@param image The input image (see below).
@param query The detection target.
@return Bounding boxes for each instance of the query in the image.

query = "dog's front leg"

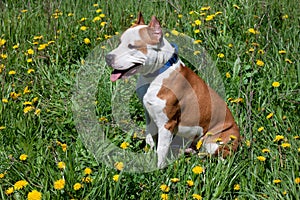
[156,127,173,168]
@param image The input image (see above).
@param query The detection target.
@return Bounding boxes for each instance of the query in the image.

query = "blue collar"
[144,43,179,78]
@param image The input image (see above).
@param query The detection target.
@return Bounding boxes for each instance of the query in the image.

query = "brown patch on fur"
[157,64,240,157]
[139,27,160,45]
[134,40,148,54]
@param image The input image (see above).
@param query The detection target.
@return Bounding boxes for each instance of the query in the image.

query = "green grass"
[0,0,299,199]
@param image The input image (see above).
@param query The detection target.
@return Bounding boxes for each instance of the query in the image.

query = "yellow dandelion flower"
[161,193,168,200]
[114,162,124,171]
[0,38,6,46]
[113,174,119,182]
[84,167,92,175]
[82,176,93,183]
[282,14,288,19]
[34,109,41,116]
[84,38,91,44]
[256,60,264,67]
[24,106,34,113]
[27,190,42,200]
[215,11,222,15]
[233,5,240,9]
[99,13,105,18]
[284,58,293,64]
[295,177,300,184]
[194,50,201,55]
[178,14,183,18]
[248,28,259,34]
[187,180,194,187]
[273,179,281,184]
[33,35,43,40]
[257,156,266,162]
[194,40,202,44]
[171,29,180,36]
[23,101,32,106]
[258,127,264,132]
[160,184,170,192]
[272,81,280,88]
[194,29,200,33]
[226,72,231,78]
[200,6,210,11]
[96,9,102,13]
[192,166,204,174]
[9,70,16,75]
[281,143,291,148]
[61,143,67,152]
[205,14,215,21]
[2,98,8,103]
[278,50,286,54]
[230,135,237,140]
[19,154,28,161]
[27,68,35,74]
[192,194,202,200]
[5,187,14,195]
[104,34,112,39]
[262,148,270,153]
[27,48,34,55]
[27,58,33,63]
[73,183,82,191]
[57,161,66,169]
[80,26,88,31]
[67,13,74,17]
[0,173,5,179]
[100,22,107,27]
[274,135,284,142]
[14,180,29,190]
[23,86,31,94]
[194,19,201,25]
[170,178,180,183]
[79,17,87,22]
[196,140,203,150]
[54,179,65,190]
[38,44,47,51]
[120,142,130,149]
[266,112,274,119]
[0,53,8,59]
[217,53,224,58]
[13,44,19,49]
[32,97,38,103]
[10,92,21,100]
[258,49,265,54]
[234,184,240,191]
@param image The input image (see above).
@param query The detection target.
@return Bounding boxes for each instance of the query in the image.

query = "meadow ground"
[0,0,299,199]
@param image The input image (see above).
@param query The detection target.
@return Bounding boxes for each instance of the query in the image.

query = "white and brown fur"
[106,13,240,168]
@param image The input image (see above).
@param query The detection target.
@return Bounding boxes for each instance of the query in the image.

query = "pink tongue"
[110,73,122,82]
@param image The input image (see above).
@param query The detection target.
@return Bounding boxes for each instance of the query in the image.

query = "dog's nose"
[105,54,115,66]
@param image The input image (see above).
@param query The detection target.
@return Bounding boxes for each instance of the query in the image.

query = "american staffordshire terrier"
[106,12,240,168]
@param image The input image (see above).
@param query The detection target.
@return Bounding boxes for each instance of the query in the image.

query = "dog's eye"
[128,44,136,49]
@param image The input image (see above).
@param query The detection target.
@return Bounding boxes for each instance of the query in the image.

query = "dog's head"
[106,12,174,82]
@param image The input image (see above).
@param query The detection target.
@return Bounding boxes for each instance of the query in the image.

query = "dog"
[106,12,240,168]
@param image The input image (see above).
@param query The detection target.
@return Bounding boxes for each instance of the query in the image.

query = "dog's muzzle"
[105,54,115,66]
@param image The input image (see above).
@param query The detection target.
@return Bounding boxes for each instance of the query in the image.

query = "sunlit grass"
[0,0,299,199]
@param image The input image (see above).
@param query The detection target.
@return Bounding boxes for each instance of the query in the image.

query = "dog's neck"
[139,38,177,76]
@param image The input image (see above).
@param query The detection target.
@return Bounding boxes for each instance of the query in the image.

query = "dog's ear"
[148,16,163,42]
[135,11,145,25]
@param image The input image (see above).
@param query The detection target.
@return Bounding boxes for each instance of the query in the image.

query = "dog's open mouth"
[110,64,141,82]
